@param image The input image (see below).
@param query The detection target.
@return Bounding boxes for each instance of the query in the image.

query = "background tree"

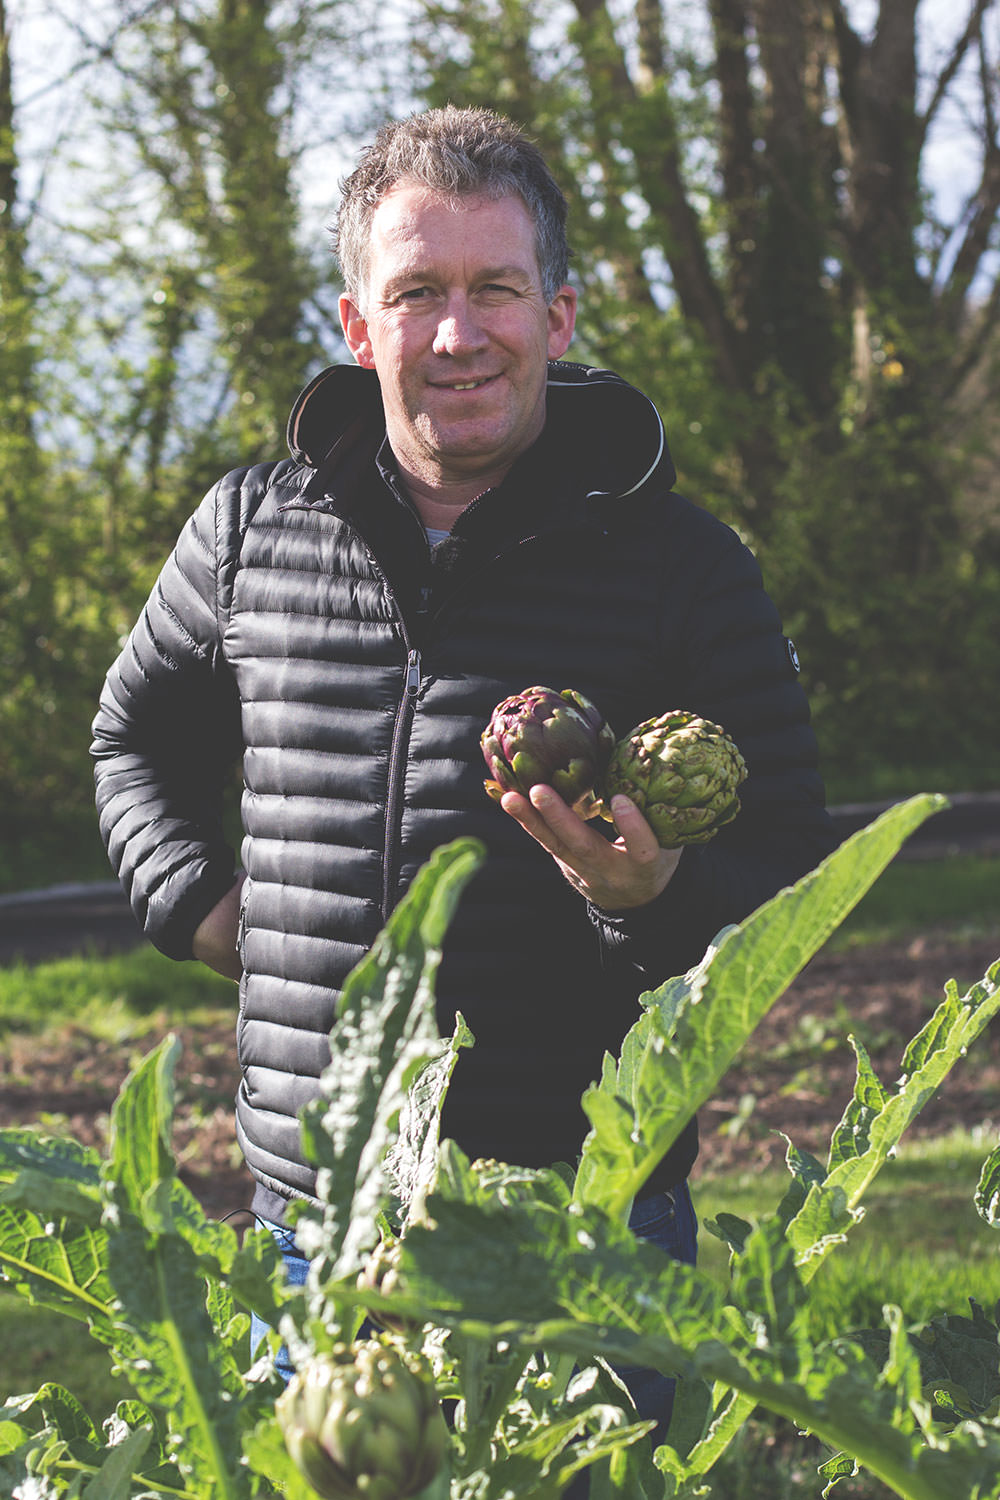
[0,0,109,863]
[412,0,1000,784]
[2,0,998,886]
[1,0,358,882]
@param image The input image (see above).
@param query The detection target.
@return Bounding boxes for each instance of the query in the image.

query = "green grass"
[0,1291,136,1418]
[693,1127,1000,1337]
[0,944,236,1039]
[830,852,1000,947]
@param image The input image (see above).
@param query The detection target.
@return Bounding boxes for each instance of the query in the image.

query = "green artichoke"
[276,1340,447,1500]
[604,710,747,847]
[481,685,615,819]
[356,1236,417,1336]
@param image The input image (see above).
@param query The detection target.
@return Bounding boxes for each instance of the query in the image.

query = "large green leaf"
[0,1197,114,1329]
[98,1036,256,1499]
[296,838,484,1290]
[573,794,948,1218]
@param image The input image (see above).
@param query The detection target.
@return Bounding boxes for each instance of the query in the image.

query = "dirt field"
[2,927,997,1219]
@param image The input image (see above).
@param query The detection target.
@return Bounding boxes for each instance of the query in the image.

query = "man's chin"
[416,414,541,475]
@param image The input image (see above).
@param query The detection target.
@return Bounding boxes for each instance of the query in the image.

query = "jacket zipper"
[382,646,422,920]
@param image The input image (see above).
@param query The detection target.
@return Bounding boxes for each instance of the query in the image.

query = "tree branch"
[935,20,1000,327]
[569,0,743,389]
[707,0,757,331]
[917,0,991,150]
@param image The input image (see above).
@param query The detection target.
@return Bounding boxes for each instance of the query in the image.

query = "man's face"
[339,183,576,492]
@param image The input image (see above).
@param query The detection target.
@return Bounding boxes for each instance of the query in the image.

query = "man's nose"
[432,295,488,356]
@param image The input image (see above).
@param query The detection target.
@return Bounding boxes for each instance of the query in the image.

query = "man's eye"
[398,287,431,302]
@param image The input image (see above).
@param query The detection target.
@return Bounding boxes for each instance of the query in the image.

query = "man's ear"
[546,284,577,361]
[339,293,375,369]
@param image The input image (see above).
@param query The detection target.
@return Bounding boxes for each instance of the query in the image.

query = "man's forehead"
[371,183,534,245]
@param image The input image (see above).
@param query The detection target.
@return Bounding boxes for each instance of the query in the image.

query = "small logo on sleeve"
[786,638,801,673]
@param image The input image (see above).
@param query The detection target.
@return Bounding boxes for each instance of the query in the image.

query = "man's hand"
[192,873,245,981]
[499,786,681,911]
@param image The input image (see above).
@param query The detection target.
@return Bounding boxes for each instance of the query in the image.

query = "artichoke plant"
[481,685,615,819]
[604,710,747,847]
[276,1339,448,1500]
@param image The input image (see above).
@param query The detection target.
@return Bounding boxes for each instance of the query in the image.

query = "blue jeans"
[251,1182,698,1454]
[612,1183,698,1439]
[250,1220,308,1383]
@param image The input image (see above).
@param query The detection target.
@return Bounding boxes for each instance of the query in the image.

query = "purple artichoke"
[605,710,747,847]
[481,685,616,819]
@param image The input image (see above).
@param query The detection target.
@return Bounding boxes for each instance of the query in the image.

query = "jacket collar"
[285,360,677,500]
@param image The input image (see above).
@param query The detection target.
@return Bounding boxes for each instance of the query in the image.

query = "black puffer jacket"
[92,361,835,1219]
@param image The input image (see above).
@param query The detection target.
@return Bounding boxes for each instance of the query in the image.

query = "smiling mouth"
[434,376,496,392]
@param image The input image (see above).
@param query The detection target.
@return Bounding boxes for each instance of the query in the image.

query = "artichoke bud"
[356,1236,418,1336]
[481,685,615,819]
[605,710,747,847]
[277,1340,448,1500]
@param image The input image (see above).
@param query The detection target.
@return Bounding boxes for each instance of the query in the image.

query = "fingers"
[499,785,587,859]
[497,784,681,910]
[605,793,662,863]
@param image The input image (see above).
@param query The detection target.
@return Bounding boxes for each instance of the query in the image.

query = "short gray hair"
[332,105,570,307]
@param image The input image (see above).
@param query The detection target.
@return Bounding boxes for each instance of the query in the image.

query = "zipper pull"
[405,648,421,694]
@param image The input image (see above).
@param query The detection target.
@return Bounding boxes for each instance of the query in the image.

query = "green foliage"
[405,0,1000,784]
[698,1140,1000,1345]
[2,803,1000,1497]
[0,944,236,1036]
[0,0,350,865]
[4,1,1000,858]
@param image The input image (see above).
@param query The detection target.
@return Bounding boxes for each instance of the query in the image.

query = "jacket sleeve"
[589,519,838,983]
[90,468,257,960]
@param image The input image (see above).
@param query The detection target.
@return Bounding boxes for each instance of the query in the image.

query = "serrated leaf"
[827,1037,888,1169]
[774,1139,828,1229]
[701,1213,752,1256]
[297,838,484,1290]
[80,1422,153,1499]
[91,1034,255,1498]
[848,1301,1000,1423]
[819,1450,857,1495]
[728,1218,810,1365]
[242,1413,325,1500]
[0,1130,101,1192]
[102,1193,249,1496]
[787,957,1000,1273]
[103,1035,179,1213]
[574,795,947,1219]
[975,1142,1000,1228]
[386,1011,475,1229]
[7,1383,100,1458]
[395,1191,725,1378]
[0,1199,114,1328]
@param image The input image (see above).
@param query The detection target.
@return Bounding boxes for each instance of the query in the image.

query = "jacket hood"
[286,360,677,498]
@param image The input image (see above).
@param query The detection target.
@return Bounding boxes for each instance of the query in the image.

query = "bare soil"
[1,930,997,1216]
[695,928,1000,1176]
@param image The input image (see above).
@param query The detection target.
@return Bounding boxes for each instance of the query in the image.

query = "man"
[91,105,835,1445]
